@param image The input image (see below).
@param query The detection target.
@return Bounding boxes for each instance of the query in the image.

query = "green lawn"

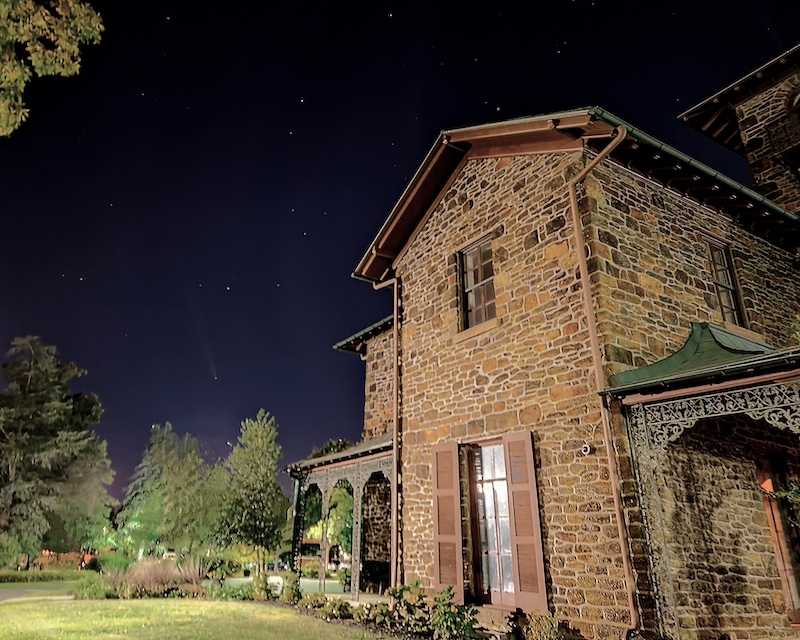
[0,599,393,639]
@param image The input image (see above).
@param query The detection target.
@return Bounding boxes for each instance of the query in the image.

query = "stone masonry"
[363,329,394,440]
[662,416,800,640]
[388,146,800,639]
[735,70,800,214]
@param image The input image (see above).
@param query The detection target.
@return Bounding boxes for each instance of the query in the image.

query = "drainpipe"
[567,126,641,637]
[373,276,400,589]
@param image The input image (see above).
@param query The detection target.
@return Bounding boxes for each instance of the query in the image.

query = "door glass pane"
[486,518,497,553]
[498,516,511,554]
[495,480,508,517]
[501,555,515,593]
[488,555,500,592]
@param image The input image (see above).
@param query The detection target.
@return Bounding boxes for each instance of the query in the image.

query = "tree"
[0,0,104,136]
[218,409,289,574]
[0,336,110,565]
[117,423,225,557]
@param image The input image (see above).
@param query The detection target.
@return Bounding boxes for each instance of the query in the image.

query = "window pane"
[492,445,506,478]
[495,480,509,517]
[488,555,500,592]
[486,518,498,553]
[479,519,489,553]
[498,516,512,554]
[481,447,496,480]
[484,485,495,519]
[481,555,490,593]
[501,555,515,593]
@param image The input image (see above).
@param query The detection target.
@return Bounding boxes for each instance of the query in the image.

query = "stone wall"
[661,416,800,639]
[395,151,631,639]
[586,159,800,378]
[735,72,800,214]
[363,328,394,440]
[391,145,800,639]
[362,475,392,563]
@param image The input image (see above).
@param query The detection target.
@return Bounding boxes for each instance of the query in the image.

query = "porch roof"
[604,322,800,396]
[287,432,393,476]
[333,315,393,355]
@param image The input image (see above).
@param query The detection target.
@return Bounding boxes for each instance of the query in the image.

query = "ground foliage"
[0,337,112,565]
[0,0,104,135]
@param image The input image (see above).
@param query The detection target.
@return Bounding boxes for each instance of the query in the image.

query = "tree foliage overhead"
[0,336,111,564]
[218,408,288,574]
[0,0,104,136]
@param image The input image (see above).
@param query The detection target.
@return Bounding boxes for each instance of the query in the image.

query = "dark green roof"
[605,323,800,396]
[333,315,393,354]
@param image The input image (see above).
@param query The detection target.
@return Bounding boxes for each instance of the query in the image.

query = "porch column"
[350,480,365,600]
[319,485,331,594]
[290,476,306,575]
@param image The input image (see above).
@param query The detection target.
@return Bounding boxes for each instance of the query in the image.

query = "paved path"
[0,582,76,603]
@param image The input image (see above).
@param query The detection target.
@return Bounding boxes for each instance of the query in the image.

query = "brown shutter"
[504,430,547,613]
[432,441,464,603]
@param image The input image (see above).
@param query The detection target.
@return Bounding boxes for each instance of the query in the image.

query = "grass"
[0,599,394,639]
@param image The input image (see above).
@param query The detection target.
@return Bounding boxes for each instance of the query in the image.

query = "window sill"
[453,317,499,344]
[721,321,766,344]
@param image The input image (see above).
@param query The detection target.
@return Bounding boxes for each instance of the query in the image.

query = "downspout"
[567,125,641,637]
[373,276,400,589]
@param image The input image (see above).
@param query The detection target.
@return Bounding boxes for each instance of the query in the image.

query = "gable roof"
[354,107,800,282]
[679,44,800,155]
[605,322,800,396]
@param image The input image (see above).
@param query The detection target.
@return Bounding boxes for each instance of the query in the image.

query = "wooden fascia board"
[392,154,470,270]
[446,113,594,143]
[467,134,584,158]
[356,139,468,280]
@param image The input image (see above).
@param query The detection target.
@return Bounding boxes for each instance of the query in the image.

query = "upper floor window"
[460,237,496,329]
[706,238,745,327]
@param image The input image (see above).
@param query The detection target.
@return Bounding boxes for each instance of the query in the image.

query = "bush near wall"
[0,570,84,583]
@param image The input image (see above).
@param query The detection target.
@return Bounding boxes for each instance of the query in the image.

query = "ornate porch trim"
[293,454,393,598]
[625,379,800,639]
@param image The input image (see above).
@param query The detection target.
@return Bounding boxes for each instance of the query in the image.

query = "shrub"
[278,571,301,605]
[204,582,253,601]
[338,568,351,590]
[301,562,320,578]
[107,558,180,598]
[74,572,115,600]
[387,581,432,635]
[320,598,353,620]
[252,574,277,601]
[517,611,566,640]
[430,586,478,640]
[299,593,328,610]
[97,552,134,573]
[176,557,210,585]
[353,602,393,627]
[0,570,84,583]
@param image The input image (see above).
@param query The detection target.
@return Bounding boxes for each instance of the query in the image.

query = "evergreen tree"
[218,409,288,574]
[0,336,109,565]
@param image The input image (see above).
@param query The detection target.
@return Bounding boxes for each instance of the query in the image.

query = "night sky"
[1,0,799,499]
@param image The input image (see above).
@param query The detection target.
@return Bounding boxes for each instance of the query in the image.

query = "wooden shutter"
[504,430,547,613]
[432,442,464,603]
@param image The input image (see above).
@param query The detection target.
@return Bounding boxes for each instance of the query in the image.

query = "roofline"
[678,43,800,120]
[590,108,800,227]
[353,106,800,282]
[602,345,800,397]
[332,315,393,354]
